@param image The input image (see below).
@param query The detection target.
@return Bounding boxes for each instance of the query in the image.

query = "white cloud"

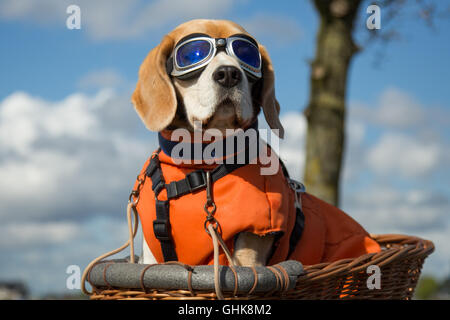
[121,0,234,39]
[377,88,425,128]
[0,150,79,201]
[345,87,450,182]
[240,13,303,45]
[342,117,368,183]
[341,87,450,279]
[366,132,441,178]
[0,0,67,24]
[0,214,135,296]
[351,88,425,129]
[418,228,450,279]
[351,87,450,132]
[343,187,449,232]
[0,0,303,44]
[375,88,425,128]
[342,185,450,279]
[0,222,81,247]
[276,108,369,184]
[0,0,236,41]
[78,69,126,90]
[0,91,107,155]
[0,89,157,222]
[259,111,306,180]
[278,111,307,180]
[0,88,156,295]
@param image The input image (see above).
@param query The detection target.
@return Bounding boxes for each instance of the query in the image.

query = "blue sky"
[2,1,450,109]
[0,0,449,297]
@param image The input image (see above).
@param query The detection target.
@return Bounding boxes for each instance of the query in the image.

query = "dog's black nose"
[213,66,242,88]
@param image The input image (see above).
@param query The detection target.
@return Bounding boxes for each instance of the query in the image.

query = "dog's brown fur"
[132,19,284,138]
[133,19,285,266]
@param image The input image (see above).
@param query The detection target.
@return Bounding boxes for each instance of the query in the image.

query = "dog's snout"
[213,66,242,88]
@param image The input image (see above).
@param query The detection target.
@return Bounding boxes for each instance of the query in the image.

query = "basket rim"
[299,233,434,282]
[87,233,435,300]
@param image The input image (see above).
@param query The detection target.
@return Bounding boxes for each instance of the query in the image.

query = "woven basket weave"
[88,234,434,300]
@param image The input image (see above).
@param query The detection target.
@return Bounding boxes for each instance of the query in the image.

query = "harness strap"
[280,159,306,260]
[146,153,179,261]
[165,160,251,200]
[145,150,305,263]
[288,196,305,259]
[166,170,206,199]
[145,152,249,262]
[153,200,178,261]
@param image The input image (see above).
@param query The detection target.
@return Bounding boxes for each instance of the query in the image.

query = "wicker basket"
[87,234,434,300]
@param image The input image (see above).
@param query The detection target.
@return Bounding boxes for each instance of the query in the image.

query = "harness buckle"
[154,181,166,196]
[153,219,171,241]
[186,170,207,192]
[287,178,306,193]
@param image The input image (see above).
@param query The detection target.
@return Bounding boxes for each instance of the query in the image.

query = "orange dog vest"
[133,136,380,266]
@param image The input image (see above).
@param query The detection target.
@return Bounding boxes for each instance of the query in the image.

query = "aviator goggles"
[166,34,262,80]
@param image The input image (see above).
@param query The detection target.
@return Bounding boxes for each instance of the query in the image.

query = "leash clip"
[204,171,221,235]
[129,175,146,206]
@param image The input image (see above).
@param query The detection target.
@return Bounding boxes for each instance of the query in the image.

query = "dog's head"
[132,19,284,138]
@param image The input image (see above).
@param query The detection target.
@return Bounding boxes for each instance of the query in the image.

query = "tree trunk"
[303,0,362,206]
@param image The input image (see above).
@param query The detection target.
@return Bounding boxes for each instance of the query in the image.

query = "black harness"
[144,127,305,262]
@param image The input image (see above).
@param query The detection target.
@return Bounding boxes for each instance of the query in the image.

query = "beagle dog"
[133,19,282,267]
[132,19,381,267]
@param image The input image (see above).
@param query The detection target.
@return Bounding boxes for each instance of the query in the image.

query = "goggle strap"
[245,71,261,83]
[174,68,205,80]
[166,56,174,75]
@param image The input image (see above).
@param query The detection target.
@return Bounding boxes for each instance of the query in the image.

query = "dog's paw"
[233,232,275,267]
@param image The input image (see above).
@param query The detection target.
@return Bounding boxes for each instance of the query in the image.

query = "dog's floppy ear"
[259,45,284,139]
[132,35,176,132]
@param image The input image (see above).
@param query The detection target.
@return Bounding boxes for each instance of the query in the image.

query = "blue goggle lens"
[176,40,212,68]
[231,40,261,69]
